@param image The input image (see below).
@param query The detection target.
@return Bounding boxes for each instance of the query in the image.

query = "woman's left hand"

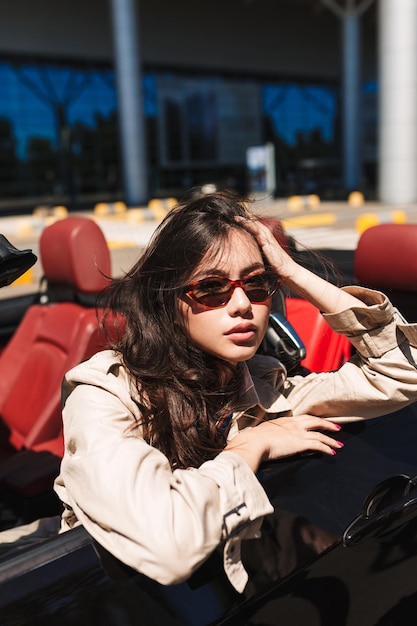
[241,215,367,314]
[241,217,296,279]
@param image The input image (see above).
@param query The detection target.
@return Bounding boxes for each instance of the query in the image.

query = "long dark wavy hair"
[102,191,265,469]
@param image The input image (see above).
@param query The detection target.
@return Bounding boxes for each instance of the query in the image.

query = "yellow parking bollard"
[348,191,365,208]
[94,202,110,216]
[33,205,51,217]
[52,205,68,218]
[114,201,127,214]
[148,198,168,221]
[287,195,304,212]
[127,208,146,224]
[391,209,407,224]
[165,197,178,210]
[307,194,321,210]
[355,213,380,234]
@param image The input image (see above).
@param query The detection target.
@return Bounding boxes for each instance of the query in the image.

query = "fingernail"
[331,450,337,455]
[334,424,342,430]
[336,441,344,448]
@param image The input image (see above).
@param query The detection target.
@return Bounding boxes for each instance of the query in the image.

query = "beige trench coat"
[54,287,417,592]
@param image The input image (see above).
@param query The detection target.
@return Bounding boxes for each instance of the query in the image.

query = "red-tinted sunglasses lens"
[185,272,281,308]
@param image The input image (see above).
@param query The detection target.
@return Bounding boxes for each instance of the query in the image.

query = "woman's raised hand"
[240,216,296,279]
[223,415,343,473]
[242,216,367,314]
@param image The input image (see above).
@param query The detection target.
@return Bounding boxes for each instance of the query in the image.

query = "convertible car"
[0,216,417,625]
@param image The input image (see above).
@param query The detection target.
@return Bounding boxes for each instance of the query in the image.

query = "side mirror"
[0,234,37,288]
[260,312,307,375]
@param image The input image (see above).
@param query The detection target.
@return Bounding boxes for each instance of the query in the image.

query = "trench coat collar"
[237,355,290,415]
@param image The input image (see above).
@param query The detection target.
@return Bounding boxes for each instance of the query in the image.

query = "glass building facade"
[0,55,363,209]
[0,59,119,209]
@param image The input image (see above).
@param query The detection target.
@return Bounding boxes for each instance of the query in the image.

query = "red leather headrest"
[354,223,417,291]
[40,216,111,294]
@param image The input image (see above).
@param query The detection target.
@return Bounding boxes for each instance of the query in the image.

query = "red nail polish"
[337,441,344,448]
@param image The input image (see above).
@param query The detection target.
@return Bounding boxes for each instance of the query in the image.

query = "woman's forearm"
[281,260,366,314]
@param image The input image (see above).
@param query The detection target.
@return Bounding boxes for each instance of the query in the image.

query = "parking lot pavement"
[1,197,417,298]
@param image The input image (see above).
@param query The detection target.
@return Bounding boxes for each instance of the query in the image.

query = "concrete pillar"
[378,0,417,204]
[109,0,148,206]
[321,0,374,193]
[342,9,361,191]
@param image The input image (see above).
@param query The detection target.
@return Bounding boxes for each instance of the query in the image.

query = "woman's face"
[179,229,271,365]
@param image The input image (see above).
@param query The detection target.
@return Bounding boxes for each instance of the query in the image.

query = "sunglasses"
[184,271,281,309]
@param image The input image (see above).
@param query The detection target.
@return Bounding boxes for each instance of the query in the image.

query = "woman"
[54,191,417,593]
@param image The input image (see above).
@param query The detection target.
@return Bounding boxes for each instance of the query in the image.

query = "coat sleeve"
[55,370,273,592]
[283,286,417,420]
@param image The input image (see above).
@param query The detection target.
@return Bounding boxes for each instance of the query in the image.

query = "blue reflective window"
[261,82,340,194]
[262,83,337,146]
[0,61,122,203]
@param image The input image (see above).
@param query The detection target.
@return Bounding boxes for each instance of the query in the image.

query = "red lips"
[225,323,257,335]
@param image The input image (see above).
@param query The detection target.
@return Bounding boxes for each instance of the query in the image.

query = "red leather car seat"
[285,297,352,373]
[0,216,111,494]
[354,223,417,322]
